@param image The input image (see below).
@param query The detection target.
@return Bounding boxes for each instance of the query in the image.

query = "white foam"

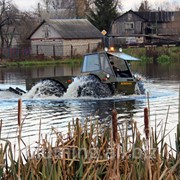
[21,75,147,100]
[22,82,46,99]
[0,90,20,99]
[63,77,87,98]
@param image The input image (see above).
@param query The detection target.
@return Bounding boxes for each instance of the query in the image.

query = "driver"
[110,61,121,76]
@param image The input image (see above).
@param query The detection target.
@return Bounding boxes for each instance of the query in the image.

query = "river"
[0,63,179,154]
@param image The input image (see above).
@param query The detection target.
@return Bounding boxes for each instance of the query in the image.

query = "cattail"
[144,107,149,140]
[0,119,2,138]
[17,99,22,180]
[164,143,168,160]
[112,109,118,143]
[18,99,22,127]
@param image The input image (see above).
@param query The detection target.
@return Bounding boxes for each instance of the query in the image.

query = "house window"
[124,22,134,30]
[42,25,51,38]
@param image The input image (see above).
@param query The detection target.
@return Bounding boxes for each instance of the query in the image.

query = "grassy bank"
[0,99,180,179]
[0,58,82,67]
[0,46,179,67]
[124,46,180,64]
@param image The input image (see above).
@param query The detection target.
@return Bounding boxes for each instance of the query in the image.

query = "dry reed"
[0,100,179,179]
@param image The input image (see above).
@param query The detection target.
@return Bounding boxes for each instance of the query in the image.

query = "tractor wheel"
[77,75,113,98]
[35,79,65,97]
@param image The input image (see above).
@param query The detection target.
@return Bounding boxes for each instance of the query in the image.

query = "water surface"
[0,63,179,152]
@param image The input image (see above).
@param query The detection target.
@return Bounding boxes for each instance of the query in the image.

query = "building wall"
[30,23,64,57]
[156,12,179,38]
[109,12,145,36]
[109,10,180,44]
[172,12,180,39]
[30,24,102,57]
[31,39,101,57]
[31,23,61,39]
[31,39,102,57]
[63,39,102,56]
[31,39,64,57]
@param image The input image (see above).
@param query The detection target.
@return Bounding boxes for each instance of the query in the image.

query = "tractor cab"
[81,47,139,80]
[80,47,141,95]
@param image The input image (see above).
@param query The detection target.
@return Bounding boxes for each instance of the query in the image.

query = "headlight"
[106,74,110,79]
[104,47,108,52]
[119,48,122,52]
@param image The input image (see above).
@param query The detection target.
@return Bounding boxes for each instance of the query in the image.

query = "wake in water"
[23,77,88,99]
[22,74,146,100]
[22,80,65,99]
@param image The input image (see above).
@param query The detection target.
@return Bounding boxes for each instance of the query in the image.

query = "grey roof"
[108,52,139,61]
[136,11,175,22]
[46,19,103,39]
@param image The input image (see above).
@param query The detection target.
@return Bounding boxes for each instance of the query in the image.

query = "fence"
[0,47,31,60]
[0,42,102,60]
[0,41,179,60]
[32,43,102,59]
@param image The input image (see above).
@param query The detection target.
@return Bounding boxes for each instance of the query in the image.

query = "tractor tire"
[77,75,113,98]
[36,79,65,97]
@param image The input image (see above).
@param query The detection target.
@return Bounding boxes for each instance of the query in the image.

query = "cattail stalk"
[144,107,150,141]
[112,109,118,143]
[177,85,180,156]
[0,119,2,139]
[18,99,22,180]
[144,107,152,180]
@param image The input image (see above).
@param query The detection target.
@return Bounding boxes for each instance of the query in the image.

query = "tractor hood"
[107,52,139,61]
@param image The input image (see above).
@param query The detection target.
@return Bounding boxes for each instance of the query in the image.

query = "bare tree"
[14,12,39,46]
[138,0,151,11]
[0,0,39,47]
[37,0,93,19]
[0,0,17,47]
[38,0,76,19]
[157,1,180,11]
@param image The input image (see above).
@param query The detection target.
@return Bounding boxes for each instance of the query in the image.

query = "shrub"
[157,55,171,64]
[139,56,153,64]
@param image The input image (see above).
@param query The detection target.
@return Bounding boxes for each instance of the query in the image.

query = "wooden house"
[108,10,180,46]
[28,19,103,58]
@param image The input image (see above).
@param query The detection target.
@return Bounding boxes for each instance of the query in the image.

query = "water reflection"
[0,63,179,150]
[132,63,180,81]
[0,64,80,84]
[0,62,180,86]
[23,97,144,123]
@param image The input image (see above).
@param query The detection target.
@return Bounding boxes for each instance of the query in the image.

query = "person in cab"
[110,61,121,77]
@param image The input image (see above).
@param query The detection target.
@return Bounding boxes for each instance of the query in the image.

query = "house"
[107,10,180,46]
[28,19,103,58]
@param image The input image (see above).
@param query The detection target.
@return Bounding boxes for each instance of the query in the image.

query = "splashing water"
[22,74,146,99]
[63,76,87,98]
[22,76,90,99]
[22,80,65,99]
[134,73,146,95]
[22,81,49,99]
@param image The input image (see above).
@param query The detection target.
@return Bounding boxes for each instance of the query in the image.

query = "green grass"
[123,46,180,64]
[0,46,180,67]
[0,58,82,67]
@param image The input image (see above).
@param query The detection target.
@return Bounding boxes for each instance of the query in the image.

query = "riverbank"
[0,58,82,67]
[0,99,180,179]
[0,46,180,67]
[124,46,180,64]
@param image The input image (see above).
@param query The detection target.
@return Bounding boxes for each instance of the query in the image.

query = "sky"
[12,0,180,12]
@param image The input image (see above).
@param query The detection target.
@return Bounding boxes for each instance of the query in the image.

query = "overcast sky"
[12,0,179,12]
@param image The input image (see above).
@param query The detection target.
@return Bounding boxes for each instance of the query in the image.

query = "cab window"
[82,54,100,72]
[100,54,113,75]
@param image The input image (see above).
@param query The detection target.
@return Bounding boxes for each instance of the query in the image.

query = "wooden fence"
[0,43,102,60]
